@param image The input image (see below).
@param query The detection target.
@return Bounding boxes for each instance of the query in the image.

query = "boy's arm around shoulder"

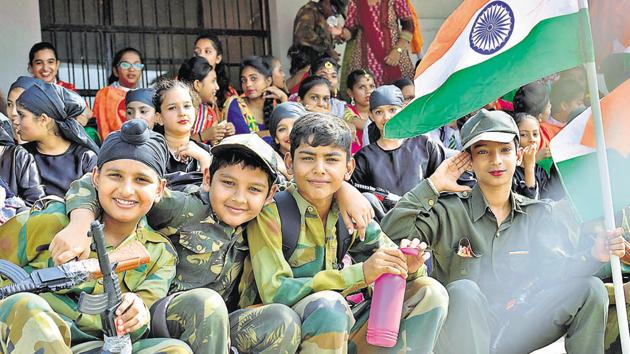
[64,173,207,236]
[65,172,101,217]
[247,202,369,307]
[146,185,210,235]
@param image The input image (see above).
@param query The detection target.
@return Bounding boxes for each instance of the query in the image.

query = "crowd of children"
[0,23,628,354]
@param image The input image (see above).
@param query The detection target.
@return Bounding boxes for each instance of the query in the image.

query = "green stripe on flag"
[556,150,630,222]
[386,9,592,139]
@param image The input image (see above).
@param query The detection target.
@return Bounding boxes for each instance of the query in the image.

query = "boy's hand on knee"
[115,293,149,334]
[363,248,408,284]
[400,238,429,275]
[49,210,95,265]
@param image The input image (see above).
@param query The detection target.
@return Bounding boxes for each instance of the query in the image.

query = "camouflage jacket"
[65,174,259,310]
[0,201,177,344]
[292,1,339,58]
[246,184,419,307]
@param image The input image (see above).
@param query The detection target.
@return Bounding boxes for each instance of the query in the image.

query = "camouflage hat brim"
[211,142,278,180]
[462,131,516,150]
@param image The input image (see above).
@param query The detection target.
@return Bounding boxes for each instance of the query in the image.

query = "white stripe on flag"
[417,0,582,97]
[550,108,595,162]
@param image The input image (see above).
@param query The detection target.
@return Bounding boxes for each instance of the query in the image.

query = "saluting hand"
[428,152,473,193]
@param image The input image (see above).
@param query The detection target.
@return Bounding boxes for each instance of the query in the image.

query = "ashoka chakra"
[469,1,515,55]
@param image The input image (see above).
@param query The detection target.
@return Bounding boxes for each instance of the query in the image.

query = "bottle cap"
[400,247,419,256]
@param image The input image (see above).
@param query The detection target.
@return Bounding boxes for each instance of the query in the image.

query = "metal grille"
[40,0,271,102]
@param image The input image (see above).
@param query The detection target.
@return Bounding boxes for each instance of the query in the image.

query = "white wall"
[268,0,462,71]
[268,0,305,71]
[0,0,41,99]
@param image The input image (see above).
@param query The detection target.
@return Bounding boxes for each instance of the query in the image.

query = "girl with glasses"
[93,47,145,140]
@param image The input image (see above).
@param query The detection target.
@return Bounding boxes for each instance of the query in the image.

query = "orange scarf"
[93,86,127,140]
[406,0,424,54]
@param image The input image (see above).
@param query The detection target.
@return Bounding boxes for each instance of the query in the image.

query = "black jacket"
[0,145,45,206]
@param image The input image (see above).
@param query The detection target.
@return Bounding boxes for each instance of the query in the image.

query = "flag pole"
[579,0,630,352]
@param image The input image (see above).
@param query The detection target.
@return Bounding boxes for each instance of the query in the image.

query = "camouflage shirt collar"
[289,184,341,221]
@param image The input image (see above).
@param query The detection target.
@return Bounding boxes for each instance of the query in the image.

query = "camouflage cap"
[210,133,278,180]
[460,109,519,150]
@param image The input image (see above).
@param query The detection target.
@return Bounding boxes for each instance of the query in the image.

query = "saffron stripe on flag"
[386,9,591,139]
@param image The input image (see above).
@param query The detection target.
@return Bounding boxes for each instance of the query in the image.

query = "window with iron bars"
[40,0,271,105]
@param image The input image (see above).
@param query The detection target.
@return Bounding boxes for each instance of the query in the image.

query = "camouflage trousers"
[0,293,192,354]
[158,288,301,354]
[292,276,448,354]
[604,283,630,354]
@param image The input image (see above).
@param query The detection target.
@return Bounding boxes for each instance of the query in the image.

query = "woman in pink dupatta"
[341,0,415,86]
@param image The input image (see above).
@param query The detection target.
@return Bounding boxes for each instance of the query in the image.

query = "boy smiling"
[381,109,625,354]
[54,134,300,354]
[0,119,191,353]
[247,113,449,354]
[53,130,373,354]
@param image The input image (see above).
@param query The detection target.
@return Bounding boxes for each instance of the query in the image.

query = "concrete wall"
[0,0,464,97]
[268,0,462,71]
[0,0,41,99]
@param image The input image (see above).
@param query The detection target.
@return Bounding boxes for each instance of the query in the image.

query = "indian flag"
[550,79,630,222]
[385,0,592,138]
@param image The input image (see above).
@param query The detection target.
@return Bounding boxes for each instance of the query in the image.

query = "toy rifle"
[352,183,402,209]
[77,221,137,354]
[0,239,150,300]
[0,221,150,354]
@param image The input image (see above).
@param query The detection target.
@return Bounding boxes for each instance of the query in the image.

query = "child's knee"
[298,291,353,330]
[263,303,302,332]
[171,288,228,319]
[406,277,449,312]
[0,293,52,317]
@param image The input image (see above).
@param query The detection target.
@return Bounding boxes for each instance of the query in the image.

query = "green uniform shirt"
[65,173,259,310]
[247,184,411,307]
[380,180,601,304]
[0,201,177,343]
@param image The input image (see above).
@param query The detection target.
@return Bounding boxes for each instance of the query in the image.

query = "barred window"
[40,0,271,103]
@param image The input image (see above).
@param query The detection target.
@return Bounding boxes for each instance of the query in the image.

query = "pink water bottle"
[366,247,419,347]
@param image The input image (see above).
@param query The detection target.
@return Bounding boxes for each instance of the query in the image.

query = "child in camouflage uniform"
[53,132,374,354]
[0,119,192,353]
[247,113,449,354]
